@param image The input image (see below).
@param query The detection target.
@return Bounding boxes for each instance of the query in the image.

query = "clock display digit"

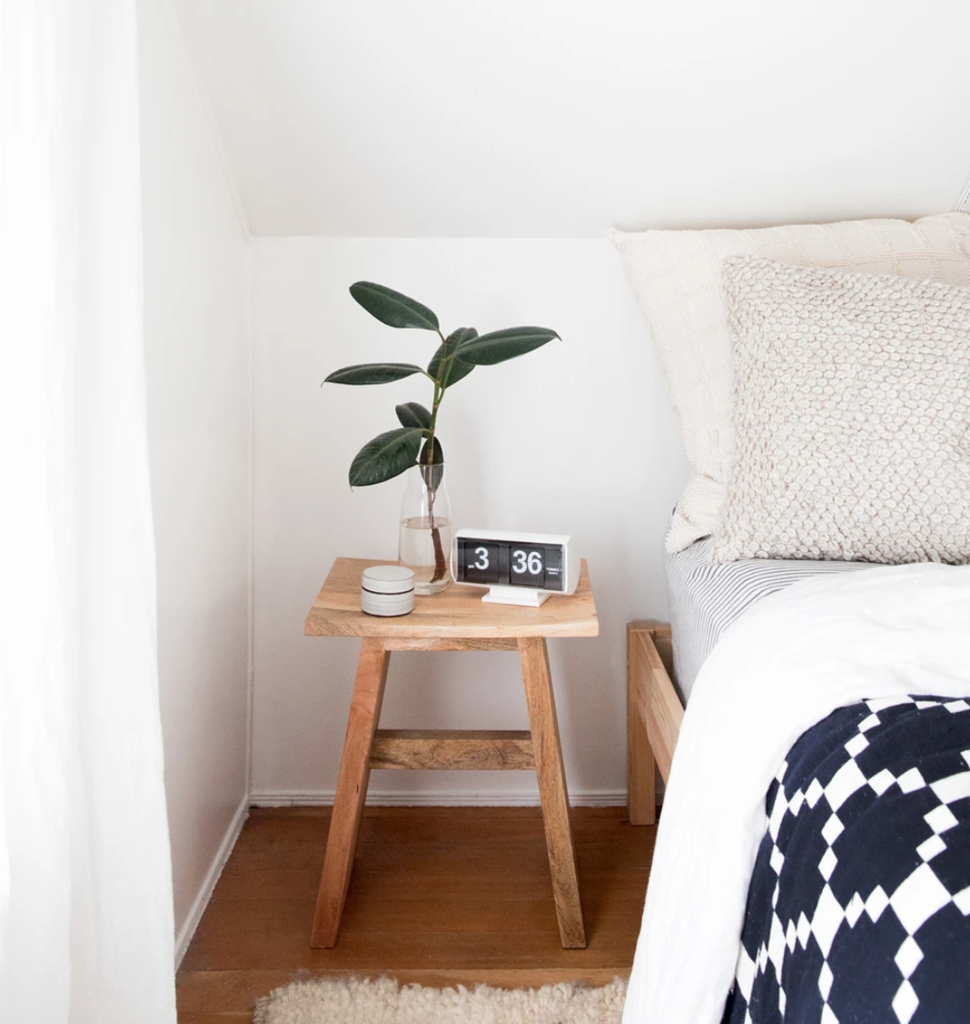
[459,539,499,584]
[510,546,545,587]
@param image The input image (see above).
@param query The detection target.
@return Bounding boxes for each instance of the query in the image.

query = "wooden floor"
[176,805,657,1023]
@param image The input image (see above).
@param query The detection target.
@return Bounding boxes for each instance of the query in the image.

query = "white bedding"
[622,563,970,1024]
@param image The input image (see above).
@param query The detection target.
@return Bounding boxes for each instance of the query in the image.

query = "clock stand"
[303,556,598,951]
[481,584,550,606]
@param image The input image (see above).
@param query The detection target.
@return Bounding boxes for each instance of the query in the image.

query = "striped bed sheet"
[665,538,884,702]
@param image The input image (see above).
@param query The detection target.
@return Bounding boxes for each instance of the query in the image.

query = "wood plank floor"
[176,805,656,1023]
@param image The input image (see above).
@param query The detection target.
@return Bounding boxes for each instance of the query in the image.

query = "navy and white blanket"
[622,564,970,1024]
[724,696,970,1024]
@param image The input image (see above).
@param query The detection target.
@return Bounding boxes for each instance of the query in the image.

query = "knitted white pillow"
[611,213,970,552]
[712,256,970,565]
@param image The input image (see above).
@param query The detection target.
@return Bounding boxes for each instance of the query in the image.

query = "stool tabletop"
[305,557,598,639]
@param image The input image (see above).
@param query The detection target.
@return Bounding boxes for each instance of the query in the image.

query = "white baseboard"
[249,787,627,808]
[174,793,250,968]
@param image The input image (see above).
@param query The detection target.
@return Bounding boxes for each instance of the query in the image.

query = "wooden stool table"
[304,556,599,950]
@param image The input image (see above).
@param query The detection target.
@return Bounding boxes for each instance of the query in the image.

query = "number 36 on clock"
[510,547,544,580]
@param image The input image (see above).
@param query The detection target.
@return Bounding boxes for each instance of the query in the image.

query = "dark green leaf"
[420,436,443,465]
[447,326,478,347]
[419,437,444,492]
[457,326,560,366]
[349,282,439,331]
[349,428,424,487]
[324,362,424,386]
[428,327,478,387]
[395,402,432,429]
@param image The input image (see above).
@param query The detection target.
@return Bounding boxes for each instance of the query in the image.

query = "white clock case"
[450,528,579,607]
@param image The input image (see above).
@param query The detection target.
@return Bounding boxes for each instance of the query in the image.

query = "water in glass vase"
[398,462,453,595]
[399,515,454,594]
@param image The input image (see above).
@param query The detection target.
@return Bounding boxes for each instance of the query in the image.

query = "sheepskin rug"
[254,975,627,1024]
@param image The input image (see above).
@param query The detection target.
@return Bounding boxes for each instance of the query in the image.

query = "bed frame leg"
[628,622,657,825]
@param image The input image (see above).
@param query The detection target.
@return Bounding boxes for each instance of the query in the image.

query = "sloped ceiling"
[172,0,970,237]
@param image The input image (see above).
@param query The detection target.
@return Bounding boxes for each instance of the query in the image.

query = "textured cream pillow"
[611,213,970,552]
[712,256,970,565]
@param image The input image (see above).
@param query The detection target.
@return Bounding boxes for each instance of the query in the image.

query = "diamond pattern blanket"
[622,565,970,1024]
[724,697,970,1024]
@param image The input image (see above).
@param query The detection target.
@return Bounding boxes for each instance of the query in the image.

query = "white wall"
[138,0,251,952]
[251,237,687,803]
[172,0,970,237]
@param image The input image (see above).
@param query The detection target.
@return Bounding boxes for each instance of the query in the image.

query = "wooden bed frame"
[627,621,684,825]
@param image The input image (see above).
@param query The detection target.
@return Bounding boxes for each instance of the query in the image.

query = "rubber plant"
[324,282,560,584]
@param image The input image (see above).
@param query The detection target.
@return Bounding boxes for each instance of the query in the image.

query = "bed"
[626,566,970,1024]
[614,214,970,1024]
[626,540,879,827]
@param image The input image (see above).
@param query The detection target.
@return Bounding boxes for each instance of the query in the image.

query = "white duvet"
[622,563,970,1024]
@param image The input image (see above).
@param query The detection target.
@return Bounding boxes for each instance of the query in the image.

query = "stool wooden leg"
[311,637,390,948]
[519,637,586,949]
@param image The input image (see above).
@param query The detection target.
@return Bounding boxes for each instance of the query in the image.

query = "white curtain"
[0,1,177,1022]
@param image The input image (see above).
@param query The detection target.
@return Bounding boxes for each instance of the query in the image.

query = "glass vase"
[398,463,453,595]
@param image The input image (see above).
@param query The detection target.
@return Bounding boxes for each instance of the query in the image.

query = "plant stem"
[427,331,447,582]
[429,517,447,582]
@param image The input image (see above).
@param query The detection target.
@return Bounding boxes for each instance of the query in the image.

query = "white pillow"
[712,256,970,565]
[611,213,970,552]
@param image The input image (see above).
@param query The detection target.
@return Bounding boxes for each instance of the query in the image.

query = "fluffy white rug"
[254,975,627,1024]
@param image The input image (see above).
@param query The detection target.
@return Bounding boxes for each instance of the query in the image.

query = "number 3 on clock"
[463,542,499,584]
